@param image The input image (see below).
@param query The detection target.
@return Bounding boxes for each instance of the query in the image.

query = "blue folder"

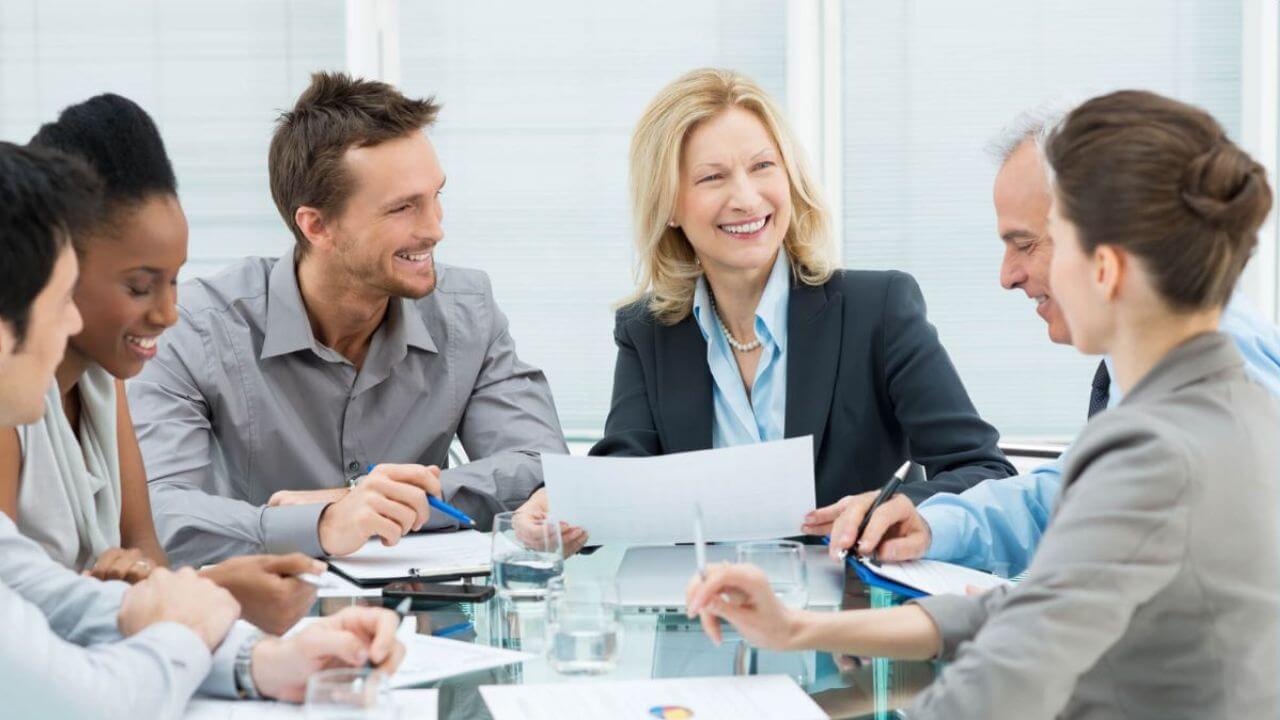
[821,536,927,599]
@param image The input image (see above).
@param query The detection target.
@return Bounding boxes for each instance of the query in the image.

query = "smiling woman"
[576,69,1016,534]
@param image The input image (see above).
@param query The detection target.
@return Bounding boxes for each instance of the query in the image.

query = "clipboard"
[849,558,927,599]
[327,529,493,588]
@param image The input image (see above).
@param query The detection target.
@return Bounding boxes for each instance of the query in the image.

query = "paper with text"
[480,675,828,720]
[858,556,1014,596]
[543,436,815,545]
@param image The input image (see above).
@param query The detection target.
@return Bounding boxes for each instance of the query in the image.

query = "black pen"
[847,460,914,561]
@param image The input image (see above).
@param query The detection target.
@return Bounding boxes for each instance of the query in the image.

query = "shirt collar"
[692,250,791,350]
[261,254,317,360]
[261,253,438,361]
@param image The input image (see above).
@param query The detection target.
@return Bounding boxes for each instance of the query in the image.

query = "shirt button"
[348,461,360,472]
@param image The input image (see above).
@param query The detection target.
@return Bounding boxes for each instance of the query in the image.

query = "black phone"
[383,581,495,603]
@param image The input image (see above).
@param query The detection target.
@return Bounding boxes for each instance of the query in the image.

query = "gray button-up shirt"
[129,254,567,567]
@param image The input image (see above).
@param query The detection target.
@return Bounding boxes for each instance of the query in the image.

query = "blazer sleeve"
[878,272,1015,503]
[905,413,1191,718]
[589,311,663,457]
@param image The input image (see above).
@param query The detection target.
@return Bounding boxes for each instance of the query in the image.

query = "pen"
[694,502,708,579]
[365,463,477,527]
[845,460,914,561]
[366,596,413,670]
[294,572,331,589]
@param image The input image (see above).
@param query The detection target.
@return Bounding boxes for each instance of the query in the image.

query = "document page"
[283,617,534,688]
[859,557,1014,596]
[327,529,491,583]
[184,689,438,719]
[543,436,816,545]
[479,675,828,720]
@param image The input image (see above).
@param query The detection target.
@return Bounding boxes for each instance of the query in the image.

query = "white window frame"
[1241,0,1280,322]
[345,0,400,85]
[786,0,844,263]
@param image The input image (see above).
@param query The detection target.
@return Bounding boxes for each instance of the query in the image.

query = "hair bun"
[1180,142,1271,235]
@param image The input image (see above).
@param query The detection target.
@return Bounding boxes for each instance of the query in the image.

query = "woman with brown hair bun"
[686,89,1279,718]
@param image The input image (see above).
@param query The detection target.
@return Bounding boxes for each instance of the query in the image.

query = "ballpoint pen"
[840,459,914,561]
[365,463,477,527]
[694,501,708,580]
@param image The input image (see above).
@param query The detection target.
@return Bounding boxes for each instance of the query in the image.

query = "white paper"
[388,616,535,688]
[283,616,534,689]
[183,689,438,719]
[328,529,491,583]
[859,556,1014,596]
[543,436,816,545]
[479,675,828,720]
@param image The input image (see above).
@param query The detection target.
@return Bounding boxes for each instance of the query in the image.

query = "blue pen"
[365,464,477,527]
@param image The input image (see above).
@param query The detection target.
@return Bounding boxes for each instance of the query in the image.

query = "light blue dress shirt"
[920,292,1280,576]
[691,251,790,449]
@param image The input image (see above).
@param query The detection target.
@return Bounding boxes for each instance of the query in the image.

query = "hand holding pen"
[316,463,445,556]
[812,460,916,562]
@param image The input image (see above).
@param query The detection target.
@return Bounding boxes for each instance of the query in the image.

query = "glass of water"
[491,510,565,600]
[736,540,808,609]
[545,576,622,675]
[304,668,396,719]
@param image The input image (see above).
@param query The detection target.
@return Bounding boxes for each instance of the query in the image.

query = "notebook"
[327,529,492,586]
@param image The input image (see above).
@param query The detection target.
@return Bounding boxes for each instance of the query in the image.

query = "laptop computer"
[616,544,846,614]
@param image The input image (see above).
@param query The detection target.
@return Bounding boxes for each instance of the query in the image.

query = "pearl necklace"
[710,295,762,353]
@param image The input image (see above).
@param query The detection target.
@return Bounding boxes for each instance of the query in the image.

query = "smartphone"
[383,581,495,603]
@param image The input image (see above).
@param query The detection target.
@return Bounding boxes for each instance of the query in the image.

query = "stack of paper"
[328,529,492,585]
[479,675,828,720]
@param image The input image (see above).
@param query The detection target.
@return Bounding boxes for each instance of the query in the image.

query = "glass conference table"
[313,543,937,719]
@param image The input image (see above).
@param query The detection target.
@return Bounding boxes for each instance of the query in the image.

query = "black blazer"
[590,270,1015,506]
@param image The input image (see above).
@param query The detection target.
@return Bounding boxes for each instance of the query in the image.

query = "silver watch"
[233,631,264,700]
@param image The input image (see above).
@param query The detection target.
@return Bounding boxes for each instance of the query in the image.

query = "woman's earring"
[667,221,677,228]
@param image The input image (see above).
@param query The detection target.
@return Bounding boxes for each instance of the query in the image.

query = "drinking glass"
[545,576,622,675]
[491,510,565,600]
[304,668,396,719]
[736,540,809,609]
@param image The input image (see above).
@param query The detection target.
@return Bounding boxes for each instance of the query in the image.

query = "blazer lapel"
[655,317,713,453]
[786,281,843,459]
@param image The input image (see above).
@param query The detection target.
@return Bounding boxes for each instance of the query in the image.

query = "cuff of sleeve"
[918,503,969,563]
[261,503,327,557]
[908,593,989,661]
[134,621,214,695]
[200,621,258,699]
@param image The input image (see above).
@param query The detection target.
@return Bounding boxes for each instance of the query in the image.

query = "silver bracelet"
[233,630,264,700]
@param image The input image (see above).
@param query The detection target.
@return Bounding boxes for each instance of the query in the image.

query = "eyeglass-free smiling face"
[673,106,793,278]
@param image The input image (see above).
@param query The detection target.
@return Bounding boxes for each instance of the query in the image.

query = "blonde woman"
[589,68,1014,525]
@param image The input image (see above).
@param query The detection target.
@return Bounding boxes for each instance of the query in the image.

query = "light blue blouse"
[691,251,790,449]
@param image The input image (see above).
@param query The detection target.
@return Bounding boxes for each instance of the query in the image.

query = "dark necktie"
[1087,360,1110,419]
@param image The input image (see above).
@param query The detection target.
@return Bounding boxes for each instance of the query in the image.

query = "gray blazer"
[910,332,1279,718]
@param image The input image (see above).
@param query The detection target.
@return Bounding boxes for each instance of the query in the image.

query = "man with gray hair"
[824,104,1280,574]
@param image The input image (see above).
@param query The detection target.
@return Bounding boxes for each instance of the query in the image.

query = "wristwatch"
[233,631,264,700]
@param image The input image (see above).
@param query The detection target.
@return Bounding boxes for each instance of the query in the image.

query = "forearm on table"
[788,605,942,660]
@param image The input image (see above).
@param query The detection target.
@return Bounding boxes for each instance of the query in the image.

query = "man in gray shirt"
[0,142,403,718]
[129,72,569,566]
